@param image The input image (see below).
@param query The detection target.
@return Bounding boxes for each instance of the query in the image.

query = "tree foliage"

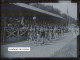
[30,3,61,15]
[30,3,77,25]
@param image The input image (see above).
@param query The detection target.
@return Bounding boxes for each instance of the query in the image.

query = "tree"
[30,3,61,15]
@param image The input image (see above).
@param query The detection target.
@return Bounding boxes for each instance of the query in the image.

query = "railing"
[1,25,68,45]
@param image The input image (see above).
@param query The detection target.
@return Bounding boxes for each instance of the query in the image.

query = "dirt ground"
[51,38,77,57]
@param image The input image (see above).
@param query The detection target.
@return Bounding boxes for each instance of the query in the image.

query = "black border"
[78,0,80,58]
[1,0,58,3]
[0,0,80,60]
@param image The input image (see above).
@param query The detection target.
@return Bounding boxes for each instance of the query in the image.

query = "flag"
[21,16,24,25]
[67,6,68,15]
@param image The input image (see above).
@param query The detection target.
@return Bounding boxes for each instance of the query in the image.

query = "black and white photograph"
[1,2,79,58]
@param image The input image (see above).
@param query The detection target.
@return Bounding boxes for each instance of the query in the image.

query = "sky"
[41,3,77,20]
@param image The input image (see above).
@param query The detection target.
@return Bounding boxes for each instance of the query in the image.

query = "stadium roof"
[11,3,64,19]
